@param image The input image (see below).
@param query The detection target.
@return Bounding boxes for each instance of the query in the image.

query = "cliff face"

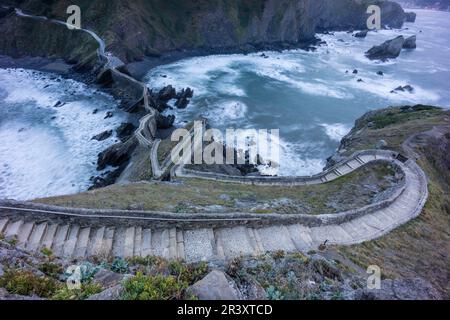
[0,0,405,64]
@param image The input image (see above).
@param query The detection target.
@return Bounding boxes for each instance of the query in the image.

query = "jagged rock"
[97,137,138,170]
[87,284,124,300]
[392,85,414,93]
[116,123,136,140]
[357,78,364,82]
[353,69,358,74]
[177,87,194,99]
[376,139,388,149]
[92,269,125,288]
[156,113,175,129]
[91,130,112,141]
[52,101,65,108]
[403,35,417,49]
[377,71,384,76]
[188,270,240,300]
[158,85,177,102]
[104,111,114,119]
[365,36,405,61]
[405,12,417,23]
[354,30,368,38]
[175,96,190,109]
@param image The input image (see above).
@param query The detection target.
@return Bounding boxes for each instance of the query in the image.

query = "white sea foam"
[0,68,127,200]
[320,123,351,142]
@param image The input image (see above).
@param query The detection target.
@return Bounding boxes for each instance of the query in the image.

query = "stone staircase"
[0,156,427,263]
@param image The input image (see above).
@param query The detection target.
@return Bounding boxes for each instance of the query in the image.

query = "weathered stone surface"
[403,35,417,49]
[405,12,417,23]
[87,284,124,300]
[188,270,239,300]
[92,130,112,141]
[92,269,125,288]
[156,113,175,129]
[116,123,136,141]
[354,30,368,38]
[365,36,405,60]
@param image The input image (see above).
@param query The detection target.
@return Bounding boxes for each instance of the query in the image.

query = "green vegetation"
[36,162,399,215]
[121,272,190,300]
[0,269,60,298]
[52,283,103,300]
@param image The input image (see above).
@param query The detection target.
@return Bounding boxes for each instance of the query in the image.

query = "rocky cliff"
[0,0,406,64]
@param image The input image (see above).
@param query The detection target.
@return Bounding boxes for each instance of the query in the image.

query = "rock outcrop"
[403,35,417,49]
[405,12,417,22]
[188,270,240,300]
[365,36,405,61]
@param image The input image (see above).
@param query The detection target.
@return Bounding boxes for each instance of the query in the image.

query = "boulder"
[158,85,177,102]
[116,123,136,140]
[97,137,138,170]
[354,30,368,38]
[352,69,358,74]
[403,35,417,49]
[175,96,190,109]
[365,36,405,61]
[188,270,240,300]
[92,269,125,288]
[377,71,384,76]
[392,85,414,93]
[405,12,417,23]
[87,284,124,300]
[156,113,175,129]
[91,130,112,141]
[104,111,114,119]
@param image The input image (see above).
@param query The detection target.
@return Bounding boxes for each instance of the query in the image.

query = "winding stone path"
[0,150,428,263]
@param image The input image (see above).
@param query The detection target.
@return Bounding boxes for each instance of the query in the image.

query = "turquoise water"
[145,9,450,176]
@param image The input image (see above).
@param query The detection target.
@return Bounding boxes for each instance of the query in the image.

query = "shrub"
[52,283,103,300]
[0,269,61,298]
[266,285,283,300]
[38,262,63,278]
[40,247,53,257]
[168,260,208,284]
[111,258,129,274]
[121,272,188,300]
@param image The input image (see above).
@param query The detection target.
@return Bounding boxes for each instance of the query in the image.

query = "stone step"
[102,227,115,257]
[17,222,34,247]
[73,227,91,258]
[133,227,142,257]
[168,228,178,259]
[151,229,170,259]
[217,227,256,260]
[41,224,58,252]
[26,223,47,252]
[63,225,80,258]
[141,229,152,257]
[0,218,8,234]
[257,226,296,252]
[123,227,135,258]
[4,219,24,238]
[87,227,105,257]
[286,224,313,251]
[112,228,126,257]
[176,229,186,261]
[183,229,214,262]
[52,225,70,256]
